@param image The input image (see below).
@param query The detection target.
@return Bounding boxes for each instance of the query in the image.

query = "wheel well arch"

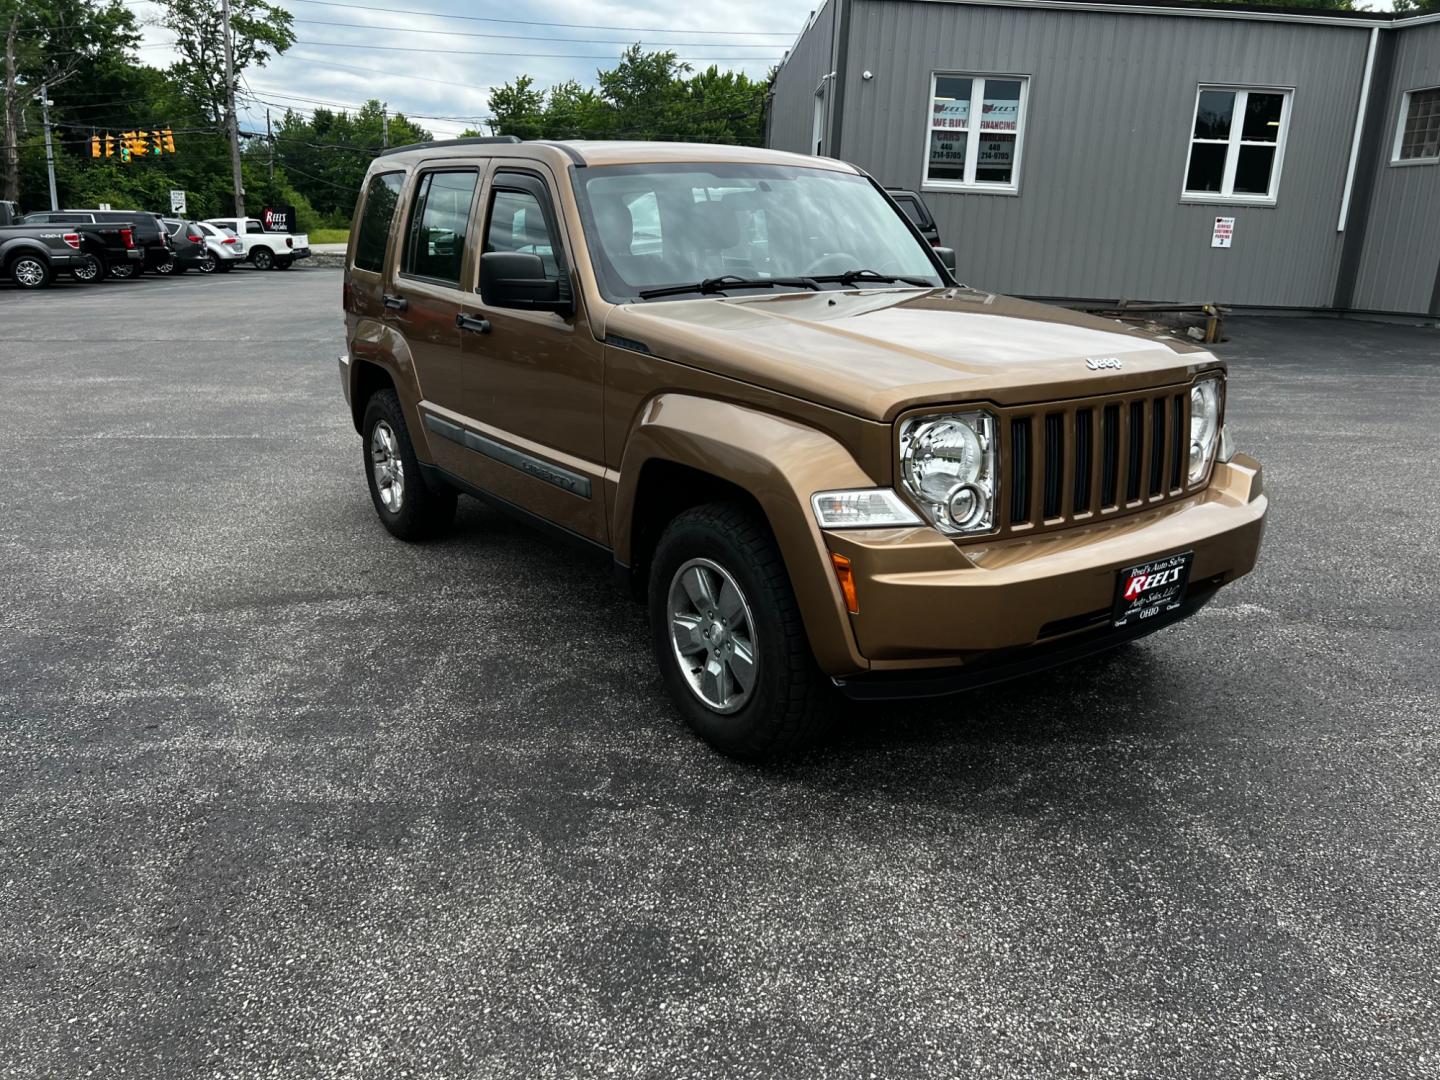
[626,459,767,592]
[350,358,396,432]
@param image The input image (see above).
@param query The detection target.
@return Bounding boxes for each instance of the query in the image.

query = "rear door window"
[353,171,404,274]
[402,170,479,285]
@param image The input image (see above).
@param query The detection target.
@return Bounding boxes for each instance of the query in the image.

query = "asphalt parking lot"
[2,268,1438,1079]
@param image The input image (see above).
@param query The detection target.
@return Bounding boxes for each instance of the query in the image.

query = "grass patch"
[308,228,350,244]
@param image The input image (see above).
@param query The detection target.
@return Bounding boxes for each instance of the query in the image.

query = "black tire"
[70,254,104,284]
[251,247,274,271]
[108,261,137,280]
[275,257,293,270]
[214,260,234,273]
[7,252,52,289]
[361,389,456,541]
[197,253,218,274]
[154,257,179,275]
[648,503,832,760]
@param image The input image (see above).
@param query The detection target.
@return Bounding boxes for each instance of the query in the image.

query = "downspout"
[1337,26,1379,232]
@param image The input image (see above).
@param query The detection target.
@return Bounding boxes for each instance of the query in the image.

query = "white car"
[193,222,246,273]
[203,216,310,271]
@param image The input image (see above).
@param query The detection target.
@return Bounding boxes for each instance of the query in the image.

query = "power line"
[119,0,795,36]
[288,38,784,59]
[288,18,790,46]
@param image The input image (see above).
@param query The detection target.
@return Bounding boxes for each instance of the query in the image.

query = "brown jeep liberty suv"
[339,137,1266,759]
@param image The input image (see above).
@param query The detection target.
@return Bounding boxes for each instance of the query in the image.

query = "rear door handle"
[382,293,408,312]
[456,313,491,335]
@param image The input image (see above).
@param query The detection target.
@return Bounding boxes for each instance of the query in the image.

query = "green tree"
[1,0,138,200]
[155,0,293,124]
[487,74,545,140]
[1393,0,1439,11]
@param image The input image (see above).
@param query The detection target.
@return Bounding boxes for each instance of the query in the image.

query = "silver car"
[193,222,245,273]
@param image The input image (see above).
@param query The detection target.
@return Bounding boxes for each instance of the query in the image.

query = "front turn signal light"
[830,552,859,614]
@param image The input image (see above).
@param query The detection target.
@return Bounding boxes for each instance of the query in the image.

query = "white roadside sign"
[170,189,187,215]
[1212,216,1234,249]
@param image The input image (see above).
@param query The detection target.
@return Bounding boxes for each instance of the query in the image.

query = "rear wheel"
[649,503,833,760]
[8,253,51,289]
[361,389,456,541]
[108,261,137,280]
[275,257,293,270]
[197,253,218,273]
[154,257,177,275]
[70,255,104,283]
[251,247,274,271]
[214,260,234,273]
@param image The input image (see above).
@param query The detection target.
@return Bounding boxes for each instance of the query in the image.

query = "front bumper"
[823,454,1266,673]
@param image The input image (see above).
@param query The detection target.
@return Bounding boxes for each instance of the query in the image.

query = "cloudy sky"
[127,0,821,138]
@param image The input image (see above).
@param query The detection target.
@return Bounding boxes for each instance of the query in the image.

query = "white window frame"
[922,72,1030,195]
[1180,84,1293,207]
[1391,85,1440,166]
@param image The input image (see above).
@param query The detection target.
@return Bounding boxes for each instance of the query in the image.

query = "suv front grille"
[997,385,1191,536]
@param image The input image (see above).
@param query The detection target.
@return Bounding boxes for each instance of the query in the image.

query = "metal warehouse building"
[767,0,1440,317]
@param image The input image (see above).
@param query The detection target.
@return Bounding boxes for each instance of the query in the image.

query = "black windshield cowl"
[636,275,820,300]
[810,269,937,288]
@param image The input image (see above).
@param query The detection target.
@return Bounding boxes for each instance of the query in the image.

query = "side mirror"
[479,251,570,313]
[934,246,957,273]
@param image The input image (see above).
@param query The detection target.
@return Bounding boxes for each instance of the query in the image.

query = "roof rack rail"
[379,134,521,157]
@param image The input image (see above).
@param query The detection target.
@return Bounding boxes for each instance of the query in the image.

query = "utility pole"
[381,105,389,149]
[220,0,245,217]
[40,82,58,210]
[266,108,273,180]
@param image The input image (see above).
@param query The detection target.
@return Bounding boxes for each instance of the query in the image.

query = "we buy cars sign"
[261,205,297,232]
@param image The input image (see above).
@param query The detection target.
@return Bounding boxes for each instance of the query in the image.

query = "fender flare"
[614,393,875,675]
[345,316,434,461]
[1,238,52,267]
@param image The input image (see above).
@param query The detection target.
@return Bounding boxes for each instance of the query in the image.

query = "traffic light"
[161,128,175,154]
[91,135,100,158]
[122,130,148,159]
[104,135,114,158]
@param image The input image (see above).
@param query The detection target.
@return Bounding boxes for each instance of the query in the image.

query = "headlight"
[898,410,997,534]
[1188,376,1223,485]
[811,488,923,529]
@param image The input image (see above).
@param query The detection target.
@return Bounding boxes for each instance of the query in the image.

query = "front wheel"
[361,389,456,541]
[649,503,833,760]
[250,247,274,271]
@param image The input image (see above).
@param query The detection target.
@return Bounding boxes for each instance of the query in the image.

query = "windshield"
[574,162,943,301]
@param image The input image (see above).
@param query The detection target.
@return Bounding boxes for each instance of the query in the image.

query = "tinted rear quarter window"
[354,172,404,273]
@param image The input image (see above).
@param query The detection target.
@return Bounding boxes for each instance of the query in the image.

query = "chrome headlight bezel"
[897,409,999,536]
[1187,374,1225,487]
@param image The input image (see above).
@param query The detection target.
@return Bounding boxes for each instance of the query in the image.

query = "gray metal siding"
[1351,22,1440,315]
[835,0,1373,307]
[770,1,837,155]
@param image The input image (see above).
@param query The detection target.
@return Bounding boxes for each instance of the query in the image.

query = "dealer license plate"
[1112,552,1193,627]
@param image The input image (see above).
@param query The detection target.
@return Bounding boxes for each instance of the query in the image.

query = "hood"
[604,287,1218,421]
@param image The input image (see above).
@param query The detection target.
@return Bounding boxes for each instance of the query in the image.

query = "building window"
[1183,86,1292,203]
[1393,87,1440,164]
[925,73,1028,192]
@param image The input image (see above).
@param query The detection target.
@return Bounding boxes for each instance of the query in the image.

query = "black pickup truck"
[22,209,172,278]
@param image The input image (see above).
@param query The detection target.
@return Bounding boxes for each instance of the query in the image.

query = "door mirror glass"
[479,251,567,311]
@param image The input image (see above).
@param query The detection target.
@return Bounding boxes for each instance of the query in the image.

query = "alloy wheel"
[667,557,759,714]
[12,258,45,287]
[370,420,405,513]
[72,257,101,282]
[198,254,217,273]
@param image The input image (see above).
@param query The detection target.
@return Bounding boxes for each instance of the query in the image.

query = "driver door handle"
[382,293,408,312]
[457,313,491,335]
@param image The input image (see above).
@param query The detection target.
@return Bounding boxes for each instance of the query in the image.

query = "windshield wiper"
[810,268,935,288]
[636,275,819,300]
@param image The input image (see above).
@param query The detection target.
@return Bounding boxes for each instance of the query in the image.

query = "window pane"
[980,80,1022,131]
[932,77,972,130]
[974,133,1016,183]
[1233,145,1276,194]
[1185,142,1227,192]
[1194,90,1235,140]
[1400,88,1440,161]
[404,170,477,283]
[486,189,560,278]
[355,172,403,273]
[1242,92,1285,143]
[927,131,968,181]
